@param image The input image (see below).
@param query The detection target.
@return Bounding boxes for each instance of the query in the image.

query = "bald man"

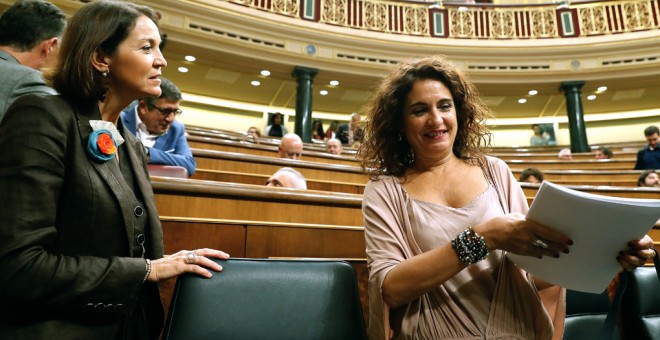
[278,133,303,160]
[326,138,343,155]
[265,167,307,189]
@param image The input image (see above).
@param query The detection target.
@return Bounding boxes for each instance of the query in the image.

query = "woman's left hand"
[618,235,655,271]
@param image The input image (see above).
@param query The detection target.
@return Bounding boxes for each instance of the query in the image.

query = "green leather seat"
[563,289,620,340]
[622,267,660,340]
[163,258,367,340]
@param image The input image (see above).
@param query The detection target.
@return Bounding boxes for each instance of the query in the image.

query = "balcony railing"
[226,0,660,39]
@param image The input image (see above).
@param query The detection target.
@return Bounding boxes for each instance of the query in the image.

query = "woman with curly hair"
[358,55,653,339]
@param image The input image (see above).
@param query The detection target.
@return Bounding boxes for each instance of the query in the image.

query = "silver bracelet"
[451,226,489,264]
[143,259,152,283]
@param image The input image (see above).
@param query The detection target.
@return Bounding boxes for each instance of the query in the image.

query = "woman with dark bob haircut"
[0,1,228,338]
[358,55,653,339]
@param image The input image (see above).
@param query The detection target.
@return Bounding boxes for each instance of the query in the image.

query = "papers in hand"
[507,181,660,293]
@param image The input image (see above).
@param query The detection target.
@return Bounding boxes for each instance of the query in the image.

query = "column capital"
[560,81,585,93]
[292,66,318,80]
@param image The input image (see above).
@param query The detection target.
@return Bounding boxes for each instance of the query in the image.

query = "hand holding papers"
[507,181,660,293]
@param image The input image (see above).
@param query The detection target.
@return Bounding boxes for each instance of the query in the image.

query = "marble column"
[560,81,590,153]
[292,66,318,143]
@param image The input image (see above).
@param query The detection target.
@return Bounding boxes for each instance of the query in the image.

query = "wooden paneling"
[245,225,366,259]
[512,169,643,182]
[193,169,365,194]
[507,159,636,170]
[188,136,359,166]
[192,148,368,183]
[152,177,364,226]
[521,183,660,200]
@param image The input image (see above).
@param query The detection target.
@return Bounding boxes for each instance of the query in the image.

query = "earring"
[102,70,109,77]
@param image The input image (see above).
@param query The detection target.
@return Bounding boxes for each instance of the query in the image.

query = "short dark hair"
[599,147,613,158]
[644,125,659,137]
[0,0,66,51]
[358,55,491,179]
[519,168,544,182]
[143,77,182,106]
[51,0,158,102]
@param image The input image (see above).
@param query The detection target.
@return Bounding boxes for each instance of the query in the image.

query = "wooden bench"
[188,135,358,166]
[193,169,366,194]
[191,148,369,184]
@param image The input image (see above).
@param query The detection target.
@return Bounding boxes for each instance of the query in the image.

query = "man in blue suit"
[0,0,66,121]
[121,78,196,176]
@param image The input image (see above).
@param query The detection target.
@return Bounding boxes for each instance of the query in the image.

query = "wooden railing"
[225,0,660,39]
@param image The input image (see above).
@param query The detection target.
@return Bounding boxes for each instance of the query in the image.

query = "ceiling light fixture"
[251,80,261,86]
[597,86,608,92]
[320,90,328,96]
[329,80,339,86]
[528,90,538,96]
[587,94,597,100]
[260,70,271,77]
[518,98,527,104]
[184,55,196,62]
[177,67,189,73]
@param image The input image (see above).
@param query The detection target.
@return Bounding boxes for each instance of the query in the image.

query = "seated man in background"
[637,170,660,187]
[519,167,544,183]
[266,167,307,189]
[594,147,612,159]
[337,113,361,145]
[634,125,660,170]
[0,0,66,120]
[326,138,343,155]
[121,78,196,176]
[558,148,572,160]
[278,133,303,160]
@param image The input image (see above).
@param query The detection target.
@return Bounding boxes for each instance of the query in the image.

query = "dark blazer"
[0,94,164,339]
[635,146,660,170]
[337,123,350,145]
[121,105,196,176]
[0,50,57,122]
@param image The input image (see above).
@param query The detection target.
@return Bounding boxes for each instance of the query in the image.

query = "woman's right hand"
[474,213,573,258]
[147,248,230,282]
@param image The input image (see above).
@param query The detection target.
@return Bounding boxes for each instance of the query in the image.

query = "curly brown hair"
[358,55,492,179]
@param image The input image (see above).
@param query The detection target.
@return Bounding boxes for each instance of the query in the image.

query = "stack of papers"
[507,181,660,293]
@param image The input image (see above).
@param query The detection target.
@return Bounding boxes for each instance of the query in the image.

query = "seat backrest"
[563,289,619,340]
[162,258,367,340]
[622,267,660,340]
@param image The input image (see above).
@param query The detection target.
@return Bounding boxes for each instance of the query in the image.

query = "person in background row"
[558,148,572,160]
[264,112,288,138]
[594,147,612,159]
[530,124,549,146]
[326,138,343,155]
[519,167,545,183]
[326,120,339,140]
[247,126,261,139]
[266,167,307,189]
[634,125,660,170]
[278,133,303,160]
[0,0,66,121]
[357,55,652,340]
[311,119,325,141]
[337,113,361,145]
[0,2,229,338]
[121,77,196,176]
[637,170,660,187]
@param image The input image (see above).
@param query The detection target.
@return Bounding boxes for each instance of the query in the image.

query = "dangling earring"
[407,148,415,164]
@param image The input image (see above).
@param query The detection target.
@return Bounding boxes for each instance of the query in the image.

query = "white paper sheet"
[506,181,660,293]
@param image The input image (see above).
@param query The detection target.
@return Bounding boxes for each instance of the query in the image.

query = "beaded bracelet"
[143,259,152,283]
[451,226,489,264]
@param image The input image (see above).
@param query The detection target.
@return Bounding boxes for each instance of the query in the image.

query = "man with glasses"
[121,78,196,176]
